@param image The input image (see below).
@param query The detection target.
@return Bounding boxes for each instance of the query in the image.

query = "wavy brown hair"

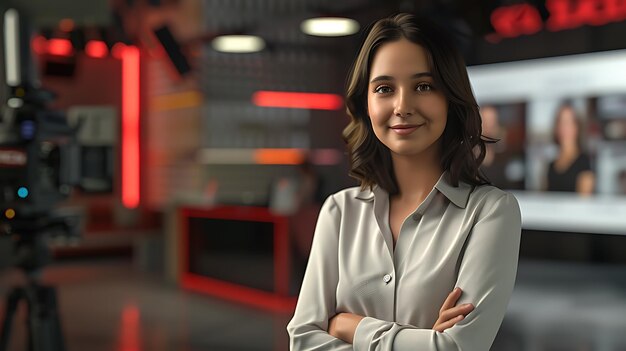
[343,13,492,194]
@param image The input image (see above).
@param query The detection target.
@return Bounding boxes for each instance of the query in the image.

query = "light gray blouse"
[287,172,522,350]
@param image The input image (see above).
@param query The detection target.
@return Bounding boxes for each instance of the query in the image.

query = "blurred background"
[1,0,626,350]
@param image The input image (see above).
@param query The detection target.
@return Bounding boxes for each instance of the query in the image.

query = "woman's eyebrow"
[369,72,433,83]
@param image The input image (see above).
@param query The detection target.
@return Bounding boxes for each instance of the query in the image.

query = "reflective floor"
[1,258,625,351]
[494,260,626,351]
[0,259,291,351]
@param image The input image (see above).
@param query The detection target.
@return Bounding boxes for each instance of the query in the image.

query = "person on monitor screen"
[546,103,595,195]
[287,13,521,350]
[480,105,525,190]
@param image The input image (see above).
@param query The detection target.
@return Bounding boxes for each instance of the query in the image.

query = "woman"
[287,13,521,350]
[546,103,595,195]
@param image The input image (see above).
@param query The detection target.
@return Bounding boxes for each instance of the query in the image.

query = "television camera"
[0,6,82,351]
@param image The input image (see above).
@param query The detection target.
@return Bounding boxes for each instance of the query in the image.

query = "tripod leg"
[26,285,66,351]
[0,288,25,351]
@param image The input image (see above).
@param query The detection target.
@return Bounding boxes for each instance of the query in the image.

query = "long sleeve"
[352,192,522,351]
[287,195,352,350]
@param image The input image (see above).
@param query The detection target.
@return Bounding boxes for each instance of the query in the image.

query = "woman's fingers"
[439,287,462,313]
[432,287,475,332]
[432,304,472,332]
[434,315,465,332]
[439,303,474,322]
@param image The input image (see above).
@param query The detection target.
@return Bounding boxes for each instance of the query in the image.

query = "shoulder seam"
[328,193,342,217]
[481,192,513,220]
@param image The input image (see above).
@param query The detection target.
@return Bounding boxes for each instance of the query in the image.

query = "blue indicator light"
[21,120,36,139]
[17,187,29,198]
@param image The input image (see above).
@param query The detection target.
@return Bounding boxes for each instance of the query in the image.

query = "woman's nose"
[393,91,415,117]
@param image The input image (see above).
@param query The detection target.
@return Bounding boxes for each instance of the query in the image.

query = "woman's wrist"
[328,312,365,344]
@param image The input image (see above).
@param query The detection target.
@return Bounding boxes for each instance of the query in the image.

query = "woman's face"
[367,38,448,159]
[556,106,578,145]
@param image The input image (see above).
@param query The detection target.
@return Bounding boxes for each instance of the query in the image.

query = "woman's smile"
[390,123,424,135]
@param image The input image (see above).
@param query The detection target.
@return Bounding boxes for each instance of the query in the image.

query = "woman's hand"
[432,287,474,332]
[328,312,364,344]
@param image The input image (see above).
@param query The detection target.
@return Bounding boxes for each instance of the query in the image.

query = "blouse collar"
[355,171,473,209]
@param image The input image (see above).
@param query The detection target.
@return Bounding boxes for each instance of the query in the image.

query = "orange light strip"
[252,91,343,110]
[254,148,305,165]
[121,45,140,208]
[151,91,203,111]
[196,148,343,165]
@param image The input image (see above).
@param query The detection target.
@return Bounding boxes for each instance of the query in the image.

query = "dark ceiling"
[7,0,626,65]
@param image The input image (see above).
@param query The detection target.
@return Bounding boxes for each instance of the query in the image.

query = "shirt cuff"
[353,317,461,350]
[353,316,393,351]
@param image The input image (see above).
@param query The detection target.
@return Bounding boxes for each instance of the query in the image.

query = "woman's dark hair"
[342,13,492,194]
[552,102,584,149]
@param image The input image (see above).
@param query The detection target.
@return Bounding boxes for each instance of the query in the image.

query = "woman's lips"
[390,124,423,135]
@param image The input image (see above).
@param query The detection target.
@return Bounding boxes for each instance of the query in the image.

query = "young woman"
[546,102,595,195]
[287,13,521,350]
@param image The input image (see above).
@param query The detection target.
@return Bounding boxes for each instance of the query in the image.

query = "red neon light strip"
[121,46,140,208]
[252,91,343,110]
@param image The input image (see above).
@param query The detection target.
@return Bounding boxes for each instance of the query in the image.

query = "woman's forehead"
[369,39,430,78]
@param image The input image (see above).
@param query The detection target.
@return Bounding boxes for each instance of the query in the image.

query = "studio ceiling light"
[301,17,360,37]
[211,35,265,53]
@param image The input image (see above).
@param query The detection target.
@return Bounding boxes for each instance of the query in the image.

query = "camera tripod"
[0,225,67,351]
[0,270,65,351]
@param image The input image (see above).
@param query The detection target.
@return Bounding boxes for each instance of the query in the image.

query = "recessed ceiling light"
[211,35,265,53]
[301,17,360,37]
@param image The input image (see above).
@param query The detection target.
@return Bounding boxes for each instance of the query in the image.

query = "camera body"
[0,89,82,271]
[0,7,81,272]
[0,100,80,217]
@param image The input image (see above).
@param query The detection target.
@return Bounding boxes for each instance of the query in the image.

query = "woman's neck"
[559,142,579,158]
[391,148,443,203]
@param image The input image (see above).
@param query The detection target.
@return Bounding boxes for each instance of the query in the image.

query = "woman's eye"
[374,85,393,94]
[416,83,433,93]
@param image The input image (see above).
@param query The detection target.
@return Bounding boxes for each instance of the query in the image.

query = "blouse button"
[383,274,392,284]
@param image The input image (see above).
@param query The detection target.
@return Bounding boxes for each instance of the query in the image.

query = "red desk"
[179,206,297,312]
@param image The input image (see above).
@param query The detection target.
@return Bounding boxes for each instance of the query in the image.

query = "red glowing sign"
[491,0,626,38]
[491,4,543,37]
[252,91,343,110]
